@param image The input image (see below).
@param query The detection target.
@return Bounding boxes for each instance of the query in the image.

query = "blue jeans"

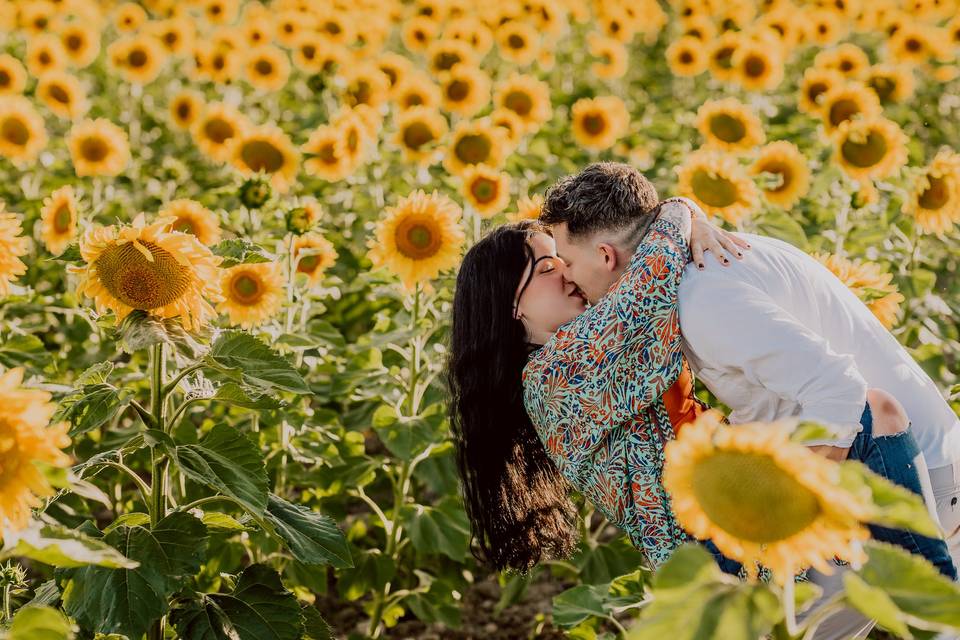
[701,404,958,580]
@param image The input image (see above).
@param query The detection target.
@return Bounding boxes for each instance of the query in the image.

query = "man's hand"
[691,216,751,270]
[807,444,851,461]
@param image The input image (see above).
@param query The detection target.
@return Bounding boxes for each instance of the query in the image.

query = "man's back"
[678,232,960,468]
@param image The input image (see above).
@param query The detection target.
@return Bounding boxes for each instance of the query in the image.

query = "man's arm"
[680,277,868,448]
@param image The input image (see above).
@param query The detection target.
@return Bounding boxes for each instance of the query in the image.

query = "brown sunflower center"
[918,175,949,210]
[79,136,109,162]
[240,139,285,173]
[503,90,533,116]
[709,113,746,143]
[582,113,607,135]
[348,79,372,106]
[507,34,526,49]
[203,118,235,144]
[691,451,822,543]
[470,177,498,203]
[828,98,861,127]
[128,48,148,68]
[868,77,895,102]
[230,272,263,304]
[691,169,740,207]
[0,70,10,87]
[171,217,196,234]
[446,79,470,102]
[841,131,888,168]
[52,203,72,232]
[395,216,442,260]
[66,34,83,51]
[255,59,273,76]
[176,101,192,120]
[757,161,793,192]
[454,133,492,165]
[1,117,29,146]
[433,51,461,71]
[679,50,694,64]
[806,81,829,104]
[95,240,193,310]
[713,46,735,69]
[743,55,766,78]
[48,84,70,104]
[403,121,434,149]
[297,253,320,272]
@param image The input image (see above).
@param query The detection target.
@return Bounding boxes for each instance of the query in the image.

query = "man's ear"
[596,243,619,272]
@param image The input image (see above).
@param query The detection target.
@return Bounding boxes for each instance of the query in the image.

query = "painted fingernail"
[698,263,705,269]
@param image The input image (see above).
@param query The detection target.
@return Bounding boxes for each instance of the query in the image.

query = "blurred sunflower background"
[0,0,959,637]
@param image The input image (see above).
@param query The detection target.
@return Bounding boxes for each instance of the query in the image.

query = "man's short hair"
[539,162,660,240]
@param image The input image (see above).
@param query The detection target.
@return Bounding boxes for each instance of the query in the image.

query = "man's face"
[551,222,621,305]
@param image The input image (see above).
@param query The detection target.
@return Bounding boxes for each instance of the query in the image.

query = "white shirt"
[678,232,960,468]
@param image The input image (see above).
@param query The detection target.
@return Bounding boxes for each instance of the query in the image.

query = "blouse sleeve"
[523,199,694,470]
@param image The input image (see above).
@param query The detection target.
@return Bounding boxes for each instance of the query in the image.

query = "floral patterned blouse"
[521,200,693,570]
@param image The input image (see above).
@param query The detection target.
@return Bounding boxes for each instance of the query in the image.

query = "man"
[534,162,959,638]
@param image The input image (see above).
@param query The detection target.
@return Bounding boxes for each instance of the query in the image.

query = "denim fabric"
[699,404,959,581]
[849,403,958,580]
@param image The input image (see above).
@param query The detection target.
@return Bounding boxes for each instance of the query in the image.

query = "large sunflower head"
[149,16,196,55]
[695,97,765,152]
[587,31,628,79]
[217,261,284,329]
[832,115,908,181]
[375,51,413,97]
[819,82,882,134]
[36,71,88,121]
[570,95,629,152]
[67,118,130,178]
[814,42,870,78]
[492,73,552,135]
[302,124,352,181]
[59,23,101,69]
[0,202,29,296]
[191,102,249,163]
[244,45,291,92]
[0,54,27,96]
[0,367,72,532]
[798,67,845,115]
[902,150,960,234]
[293,232,338,285]
[496,19,540,66]
[813,253,904,328]
[26,33,67,77]
[39,185,78,256]
[159,199,222,246]
[368,189,465,290]
[401,15,440,53]
[663,411,872,585]
[864,64,916,104]
[676,149,760,225]
[705,31,743,81]
[443,119,508,177]
[461,164,511,218]
[0,96,48,164]
[732,39,784,92]
[427,37,477,75]
[339,62,390,109]
[750,141,811,209]
[440,63,491,118]
[71,213,223,330]
[169,89,204,130]
[393,106,447,165]
[229,124,300,193]
[107,35,167,85]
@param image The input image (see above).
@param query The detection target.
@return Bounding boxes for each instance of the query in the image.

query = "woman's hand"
[690,214,751,270]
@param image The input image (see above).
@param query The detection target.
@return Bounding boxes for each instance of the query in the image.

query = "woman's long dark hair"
[446,220,580,574]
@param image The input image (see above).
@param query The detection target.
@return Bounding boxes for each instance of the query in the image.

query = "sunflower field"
[1,0,960,638]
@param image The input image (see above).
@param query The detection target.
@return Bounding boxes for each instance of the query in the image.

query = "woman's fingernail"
[698,263,705,269]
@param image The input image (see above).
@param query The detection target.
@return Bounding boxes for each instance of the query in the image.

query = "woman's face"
[513,232,588,340]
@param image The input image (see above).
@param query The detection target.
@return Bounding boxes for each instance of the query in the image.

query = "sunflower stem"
[148,343,168,640]
[783,578,798,636]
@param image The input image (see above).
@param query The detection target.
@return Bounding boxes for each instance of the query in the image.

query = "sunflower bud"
[286,207,313,234]
[239,177,273,209]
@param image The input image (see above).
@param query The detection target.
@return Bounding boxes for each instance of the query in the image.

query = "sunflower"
[18,1,56,35]
[443,16,494,57]
[443,119,508,177]
[149,16,195,55]
[368,189,465,290]
[393,106,447,165]
[0,367,72,532]
[507,193,544,222]
[158,199,221,246]
[67,118,130,177]
[193,43,241,85]
[813,253,905,328]
[230,124,300,194]
[36,71,87,120]
[192,102,249,163]
[239,17,274,49]
[888,21,949,65]
[440,64,491,118]
[705,31,743,81]
[107,35,167,85]
[804,7,848,46]
[314,7,355,47]
[244,45,290,92]
[0,203,28,296]
[291,33,335,74]
[26,33,67,77]
[571,96,629,152]
[903,150,960,234]
[203,0,239,25]
[492,73,552,135]
[733,39,784,92]
[113,2,147,33]
[339,63,390,109]
[0,96,48,163]
[864,64,916,104]
[663,411,871,585]
[676,149,760,224]
[461,165,511,218]
[750,141,811,209]
[832,116,908,181]
[39,186,78,256]
[798,67,845,115]
[169,89,204,129]
[302,125,352,181]
[70,213,223,329]
[58,23,100,68]
[666,35,709,77]
[216,262,284,329]
[488,107,525,149]
[756,8,806,51]
[292,232,338,285]
[329,108,371,168]
[0,54,27,96]
[814,43,870,79]
[496,20,540,66]
[394,71,442,111]
[587,32,628,79]
[695,98,765,152]
[819,82,882,135]
[427,38,477,75]
[679,15,718,43]
[401,15,440,53]
[375,52,412,97]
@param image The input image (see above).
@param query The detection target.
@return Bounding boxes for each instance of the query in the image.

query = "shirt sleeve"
[522,200,693,470]
[679,276,868,447]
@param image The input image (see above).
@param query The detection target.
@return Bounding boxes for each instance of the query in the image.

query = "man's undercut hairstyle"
[539,162,660,241]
